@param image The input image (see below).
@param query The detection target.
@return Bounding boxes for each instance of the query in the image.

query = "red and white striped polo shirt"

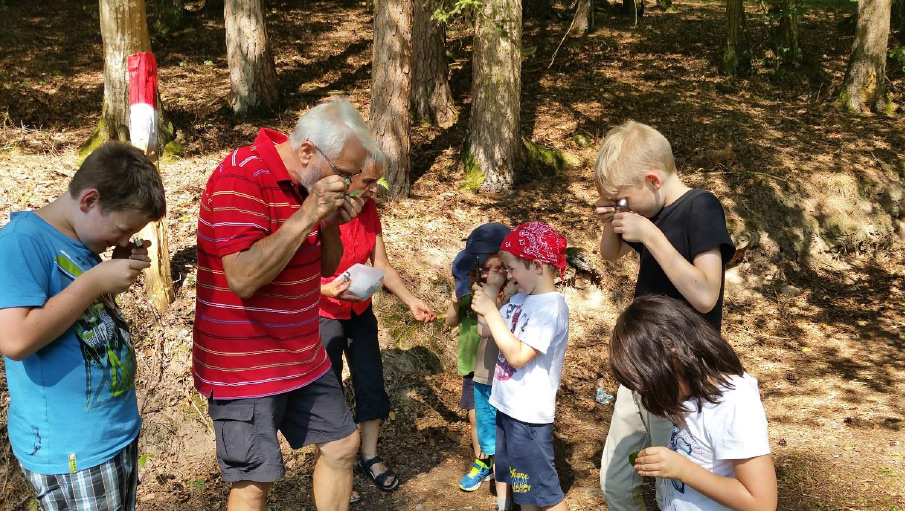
[193,128,331,399]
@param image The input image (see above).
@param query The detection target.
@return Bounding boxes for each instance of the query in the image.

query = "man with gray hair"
[194,98,376,511]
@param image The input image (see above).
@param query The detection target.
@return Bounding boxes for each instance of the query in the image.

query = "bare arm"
[0,257,149,360]
[373,235,435,321]
[599,221,634,261]
[636,449,776,511]
[221,176,349,299]
[445,296,461,327]
[613,212,724,313]
[319,222,343,277]
[471,284,537,368]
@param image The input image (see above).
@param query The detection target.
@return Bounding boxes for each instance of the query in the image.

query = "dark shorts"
[460,373,475,410]
[495,412,564,507]
[208,370,357,483]
[320,306,391,423]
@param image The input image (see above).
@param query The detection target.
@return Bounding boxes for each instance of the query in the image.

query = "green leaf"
[628,450,640,466]
[138,453,154,468]
[348,189,364,197]
[377,178,389,190]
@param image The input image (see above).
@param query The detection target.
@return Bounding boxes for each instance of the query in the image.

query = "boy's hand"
[485,268,507,289]
[595,197,619,223]
[633,447,691,481]
[470,284,498,316]
[612,212,655,243]
[88,258,151,295]
[111,239,151,262]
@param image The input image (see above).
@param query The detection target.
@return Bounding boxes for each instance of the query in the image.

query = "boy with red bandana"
[471,222,570,511]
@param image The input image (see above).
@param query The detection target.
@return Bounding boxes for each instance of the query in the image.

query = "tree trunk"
[86,0,173,155]
[465,0,522,193]
[574,0,594,35]
[721,0,751,76]
[840,0,892,113]
[371,0,413,198]
[97,0,153,143]
[225,0,279,115]
[771,0,801,63]
[411,0,457,127]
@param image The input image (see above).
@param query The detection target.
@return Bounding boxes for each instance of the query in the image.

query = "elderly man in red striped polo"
[193,98,376,511]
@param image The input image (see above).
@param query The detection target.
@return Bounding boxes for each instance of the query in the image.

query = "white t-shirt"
[658,373,771,511]
[488,291,569,424]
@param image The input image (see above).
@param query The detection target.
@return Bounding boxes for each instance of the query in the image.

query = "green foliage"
[28,499,39,511]
[431,0,482,24]
[138,453,155,468]
[890,44,905,75]
[190,477,206,493]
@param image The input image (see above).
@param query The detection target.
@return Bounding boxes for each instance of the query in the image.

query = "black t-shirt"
[626,188,736,331]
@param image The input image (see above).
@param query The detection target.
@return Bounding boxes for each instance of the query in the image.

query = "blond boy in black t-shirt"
[592,121,735,511]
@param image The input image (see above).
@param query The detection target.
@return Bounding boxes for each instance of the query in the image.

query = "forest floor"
[1,0,904,509]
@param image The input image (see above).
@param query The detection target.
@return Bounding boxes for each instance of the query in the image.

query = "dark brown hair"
[69,142,166,220]
[609,295,745,425]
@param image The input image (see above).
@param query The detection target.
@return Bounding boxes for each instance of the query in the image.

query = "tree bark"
[721,0,751,76]
[411,0,457,127]
[771,0,801,63]
[574,0,594,35]
[371,0,413,198]
[465,0,522,193]
[225,0,279,115]
[840,0,892,113]
[97,0,153,143]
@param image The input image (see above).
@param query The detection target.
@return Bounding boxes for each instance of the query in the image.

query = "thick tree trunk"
[840,0,892,113]
[371,0,413,198]
[225,0,279,115]
[721,0,751,76]
[465,0,522,193]
[771,0,801,63]
[574,0,594,35]
[97,0,153,143]
[411,0,457,127]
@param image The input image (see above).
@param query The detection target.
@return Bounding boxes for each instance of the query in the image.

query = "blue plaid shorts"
[20,439,138,511]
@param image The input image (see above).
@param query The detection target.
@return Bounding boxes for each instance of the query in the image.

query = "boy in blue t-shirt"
[0,142,166,511]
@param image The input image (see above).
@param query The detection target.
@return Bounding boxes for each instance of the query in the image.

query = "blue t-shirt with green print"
[0,211,140,475]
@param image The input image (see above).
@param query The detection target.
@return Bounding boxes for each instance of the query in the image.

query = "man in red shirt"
[194,98,375,511]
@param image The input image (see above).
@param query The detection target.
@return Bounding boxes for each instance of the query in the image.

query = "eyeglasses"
[308,140,363,183]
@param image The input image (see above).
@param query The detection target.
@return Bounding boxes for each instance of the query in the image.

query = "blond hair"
[593,121,676,197]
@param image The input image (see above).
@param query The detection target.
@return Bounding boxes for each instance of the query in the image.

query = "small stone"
[780,285,801,296]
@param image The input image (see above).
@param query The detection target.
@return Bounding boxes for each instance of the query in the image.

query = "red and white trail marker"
[128,52,158,154]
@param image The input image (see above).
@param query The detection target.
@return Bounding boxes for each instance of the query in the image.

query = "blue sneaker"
[459,458,493,491]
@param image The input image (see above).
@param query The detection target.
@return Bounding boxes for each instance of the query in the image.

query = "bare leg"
[227,481,272,511]
[468,409,481,458]
[359,419,396,487]
[313,429,360,511]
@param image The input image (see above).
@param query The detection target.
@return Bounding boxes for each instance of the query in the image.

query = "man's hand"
[470,284,498,316]
[322,195,365,227]
[87,258,151,295]
[321,275,364,302]
[633,447,691,481]
[594,197,619,224]
[408,299,437,322]
[611,212,655,244]
[302,175,349,222]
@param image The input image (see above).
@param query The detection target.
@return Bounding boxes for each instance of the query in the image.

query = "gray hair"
[289,98,377,159]
[368,145,387,171]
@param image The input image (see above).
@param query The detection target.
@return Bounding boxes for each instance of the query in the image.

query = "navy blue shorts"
[460,373,475,410]
[495,411,564,507]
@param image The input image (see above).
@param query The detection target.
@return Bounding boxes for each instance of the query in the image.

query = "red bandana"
[501,222,568,278]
